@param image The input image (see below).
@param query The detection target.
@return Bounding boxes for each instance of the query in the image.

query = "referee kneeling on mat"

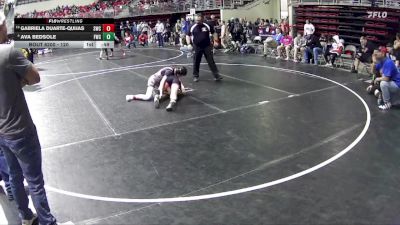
[186,14,222,82]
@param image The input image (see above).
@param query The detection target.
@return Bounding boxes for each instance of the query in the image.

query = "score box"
[102,24,115,33]
[95,41,114,48]
[102,32,115,41]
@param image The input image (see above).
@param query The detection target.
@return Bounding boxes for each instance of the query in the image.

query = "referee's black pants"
[193,45,219,78]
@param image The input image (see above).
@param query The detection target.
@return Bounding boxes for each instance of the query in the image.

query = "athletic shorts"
[166,76,181,88]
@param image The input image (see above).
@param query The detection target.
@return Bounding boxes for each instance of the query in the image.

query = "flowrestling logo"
[367,11,388,19]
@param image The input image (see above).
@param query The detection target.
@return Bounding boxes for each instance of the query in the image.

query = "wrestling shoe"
[126,95,134,102]
[154,95,161,109]
[166,101,177,112]
[214,76,223,82]
[22,214,38,225]
[379,102,392,110]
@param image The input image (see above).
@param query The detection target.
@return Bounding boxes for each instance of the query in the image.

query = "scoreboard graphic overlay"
[14,18,115,49]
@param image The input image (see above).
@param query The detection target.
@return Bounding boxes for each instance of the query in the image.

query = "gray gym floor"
[1,47,399,225]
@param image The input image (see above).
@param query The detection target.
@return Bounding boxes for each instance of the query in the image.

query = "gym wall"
[221,0,281,22]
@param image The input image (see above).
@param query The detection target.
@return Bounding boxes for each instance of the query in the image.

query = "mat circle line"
[40,48,184,77]
[42,63,371,203]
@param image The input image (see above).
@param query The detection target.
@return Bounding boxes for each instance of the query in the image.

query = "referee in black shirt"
[186,14,222,82]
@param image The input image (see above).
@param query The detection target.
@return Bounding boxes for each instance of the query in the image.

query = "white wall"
[221,0,280,22]
[15,0,96,14]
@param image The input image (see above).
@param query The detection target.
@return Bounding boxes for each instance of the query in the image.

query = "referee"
[186,14,222,82]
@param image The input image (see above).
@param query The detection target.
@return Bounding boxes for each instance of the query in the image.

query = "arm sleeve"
[375,63,382,72]
[9,48,32,80]
[381,62,396,79]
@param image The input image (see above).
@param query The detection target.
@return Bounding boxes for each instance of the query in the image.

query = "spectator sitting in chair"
[372,51,400,110]
[276,32,293,60]
[292,32,306,63]
[303,34,321,64]
[263,28,283,57]
[323,35,344,67]
[351,36,376,73]
[312,34,327,65]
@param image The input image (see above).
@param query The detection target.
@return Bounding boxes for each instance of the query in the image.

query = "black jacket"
[306,35,322,49]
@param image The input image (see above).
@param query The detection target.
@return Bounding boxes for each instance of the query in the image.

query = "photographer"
[372,51,400,110]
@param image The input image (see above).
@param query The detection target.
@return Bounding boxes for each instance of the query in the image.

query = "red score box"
[102,24,115,32]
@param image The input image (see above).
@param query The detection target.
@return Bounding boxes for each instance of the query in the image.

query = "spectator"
[119,21,125,38]
[0,12,58,225]
[303,34,321,64]
[131,22,138,37]
[175,19,182,38]
[276,32,293,60]
[351,36,376,73]
[220,20,227,49]
[126,20,131,32]
[124,31,136,49]
[392,33,400,67]
[280,18,290,34]
[137,21,143,34]
[164,20,172,45]
[312,34,327,66]
[230,18,244,44]
[304,19,315,36]
[138,31,148,46]
[142,22,149,35]
[292,32,306,63]
[155,20,165,47]
[323,35,344,67]
[208,15,218,42]
[263,28,283,57]
[372,51,400,110]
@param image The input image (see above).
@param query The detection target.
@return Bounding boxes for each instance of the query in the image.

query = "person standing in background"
[131,21,138,38]
[304,19,315,36]
[0,12,58,225]
[119,21,125,38]
[220,20,227,49]
[186,14,222,82]
[155,20,165,48]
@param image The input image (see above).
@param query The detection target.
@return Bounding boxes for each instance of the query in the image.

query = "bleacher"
[289,0,400,8]
[14,0,261,19]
